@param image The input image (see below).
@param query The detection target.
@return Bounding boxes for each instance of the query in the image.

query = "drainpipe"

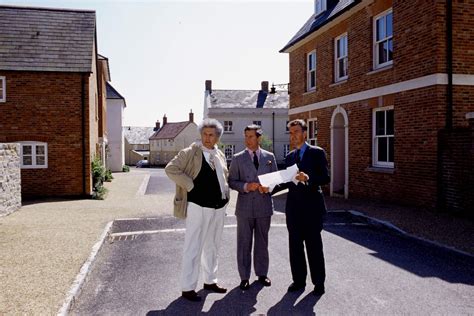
[272,111,275,152]
[81,75,87,196]
[446,0,453,130]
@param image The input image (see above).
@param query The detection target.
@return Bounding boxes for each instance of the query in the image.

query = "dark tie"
[295,149,301,163]
[253,151,259,170]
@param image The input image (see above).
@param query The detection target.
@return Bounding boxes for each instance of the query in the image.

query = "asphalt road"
[70,169,474,315]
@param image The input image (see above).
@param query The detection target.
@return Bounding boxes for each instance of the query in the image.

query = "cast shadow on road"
[324,224,474,286]
[145,281,319,315]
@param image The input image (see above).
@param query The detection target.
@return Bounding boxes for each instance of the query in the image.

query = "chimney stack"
[163,114,167,126]
[205,80,212,93]
[154,120,161,131]
[189,110,194,123]
[261,81,269,93]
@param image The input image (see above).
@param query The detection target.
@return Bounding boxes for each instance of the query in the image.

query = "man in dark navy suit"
[274,119,330,296]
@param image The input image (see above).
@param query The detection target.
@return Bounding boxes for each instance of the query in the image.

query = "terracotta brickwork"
[0,71,96,198]
[287,0,474,210]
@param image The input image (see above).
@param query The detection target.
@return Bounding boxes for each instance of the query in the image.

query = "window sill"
[366,166,395,174]
[367,64,393,75]
[329,79,348,87]
[223,132,234,134]
[303,89,316,96]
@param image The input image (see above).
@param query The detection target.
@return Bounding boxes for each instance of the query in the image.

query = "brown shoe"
[182,290,201,302]
[258,276,271,287]
[203,283,227,293]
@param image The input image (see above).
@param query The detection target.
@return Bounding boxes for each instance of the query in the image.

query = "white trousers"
[181,202,226,291]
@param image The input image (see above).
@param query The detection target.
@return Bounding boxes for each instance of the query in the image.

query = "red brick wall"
[0,71,93,198]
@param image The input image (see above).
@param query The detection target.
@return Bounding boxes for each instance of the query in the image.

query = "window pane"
[310,71,315,88]
[376,17,385,41]
[37,156,45,165]
[388,39,393,61]
[378,42,386,64]
[23,145,32,155]
[386,12,393,37]
[23,156,32,165]
[388,137,394,162]
[376,111,385,135]
[339,59,345,78]
[36,145,45,155]
[386,110,394,135]
[378,137,388,162]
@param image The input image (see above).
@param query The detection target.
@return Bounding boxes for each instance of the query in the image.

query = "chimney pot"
[205,80,212,93]
[261,81,269,93]
[154,120,161,131]
[189,110,194,123]
[163,114,167,125]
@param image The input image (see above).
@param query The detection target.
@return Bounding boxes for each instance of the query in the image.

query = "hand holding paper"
[257,164,299,191]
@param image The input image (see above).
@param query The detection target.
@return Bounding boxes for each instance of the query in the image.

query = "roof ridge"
[0,5,95,13]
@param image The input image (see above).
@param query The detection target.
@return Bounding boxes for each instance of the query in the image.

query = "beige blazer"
[165,142,228,219]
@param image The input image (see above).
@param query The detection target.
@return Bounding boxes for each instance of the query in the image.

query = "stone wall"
[0,143,21,216]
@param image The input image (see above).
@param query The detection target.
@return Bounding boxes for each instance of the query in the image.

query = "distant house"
[106,82,126,172]
[123,126,155,166]
[149,112,199,165]
[204,80,289,165]
[280,0,474,213]
[0,5,109,198]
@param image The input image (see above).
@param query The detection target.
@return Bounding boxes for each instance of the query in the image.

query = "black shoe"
[258,276,271,287]
[182,290,201,302]
[239,280,250,290]
[313,284,325,296]
[287,282,306,292]
[203,283,227,293]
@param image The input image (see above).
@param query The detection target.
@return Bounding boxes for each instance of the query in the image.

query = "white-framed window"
[283,144,290,157]
[335,33,348,82]
[224,120,233,133]
[224,144,235,160]
[253,120,262,127]
[374,9,393,68]
[314,0,327,16]
[307,50,316,91]
[0,76,5,102]
[19,142,48,169]
[307,118,318,146]
[372,106,394,168]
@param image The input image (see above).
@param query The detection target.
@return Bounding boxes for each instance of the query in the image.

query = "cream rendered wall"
[106,99,125,172]
[150,123,199,165]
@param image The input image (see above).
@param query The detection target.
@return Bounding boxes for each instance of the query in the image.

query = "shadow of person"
[267,291,321,316]
[146,290,209,315]
[203,281,264,315]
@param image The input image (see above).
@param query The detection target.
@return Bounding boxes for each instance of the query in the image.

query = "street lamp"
[270,82,290,94]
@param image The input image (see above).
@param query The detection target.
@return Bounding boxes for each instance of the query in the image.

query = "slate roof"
[0,5,96,72]
[149,122,193,140]
[280,0,360,53]
[123,126,154,145]
[207,90,288,109]
[106,82,126,107]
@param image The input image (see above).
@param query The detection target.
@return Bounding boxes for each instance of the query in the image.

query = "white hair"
[197,118,224,137]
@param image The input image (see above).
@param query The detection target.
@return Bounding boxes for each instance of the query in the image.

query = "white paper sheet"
[258,164,299,191]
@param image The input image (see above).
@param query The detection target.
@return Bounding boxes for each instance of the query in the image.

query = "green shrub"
[122,165,130,172]
[92,157,107,199]
[105,169,114,182]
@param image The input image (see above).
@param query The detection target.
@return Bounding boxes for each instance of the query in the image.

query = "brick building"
[281,0,473,214]
[0,5,109,198]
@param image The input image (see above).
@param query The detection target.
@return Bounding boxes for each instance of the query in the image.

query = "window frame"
[307,118,318,146]
[224,144,235,160]
[307,50,317,92]
[283,144,290,157]
[224,120,233,133]
[373,8,393,69]
[19,141,48,169]
[334,33,349,82]
[372,106,394,168]
[314,0,327,16]
[0,76,5,102]
[252,120,262,127]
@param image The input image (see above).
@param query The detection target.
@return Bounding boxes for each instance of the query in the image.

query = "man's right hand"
[247,182,260,192]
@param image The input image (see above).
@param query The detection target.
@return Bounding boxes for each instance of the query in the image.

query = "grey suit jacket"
[228,148,278,218]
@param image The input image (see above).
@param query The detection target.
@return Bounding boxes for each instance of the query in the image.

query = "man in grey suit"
[228,124,278,290]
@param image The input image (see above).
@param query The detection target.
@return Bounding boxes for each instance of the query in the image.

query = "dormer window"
[315,0,327,16]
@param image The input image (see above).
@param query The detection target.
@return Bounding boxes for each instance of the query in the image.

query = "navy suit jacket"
[275,144,330,226]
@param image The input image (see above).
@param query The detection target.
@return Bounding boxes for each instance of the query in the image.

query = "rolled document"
[258,164,299,191]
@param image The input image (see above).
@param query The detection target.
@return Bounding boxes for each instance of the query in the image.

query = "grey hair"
[197,118,224,137]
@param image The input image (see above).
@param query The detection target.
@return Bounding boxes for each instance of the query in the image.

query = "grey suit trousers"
[236,215,271,280]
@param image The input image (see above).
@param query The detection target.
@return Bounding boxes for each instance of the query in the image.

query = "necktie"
[253,151,259,170]
[295,149,301,163]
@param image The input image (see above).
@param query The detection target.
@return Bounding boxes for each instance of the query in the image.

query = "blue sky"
[2,0,312,126]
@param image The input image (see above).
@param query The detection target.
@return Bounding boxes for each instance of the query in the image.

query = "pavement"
[0,168,472,314]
